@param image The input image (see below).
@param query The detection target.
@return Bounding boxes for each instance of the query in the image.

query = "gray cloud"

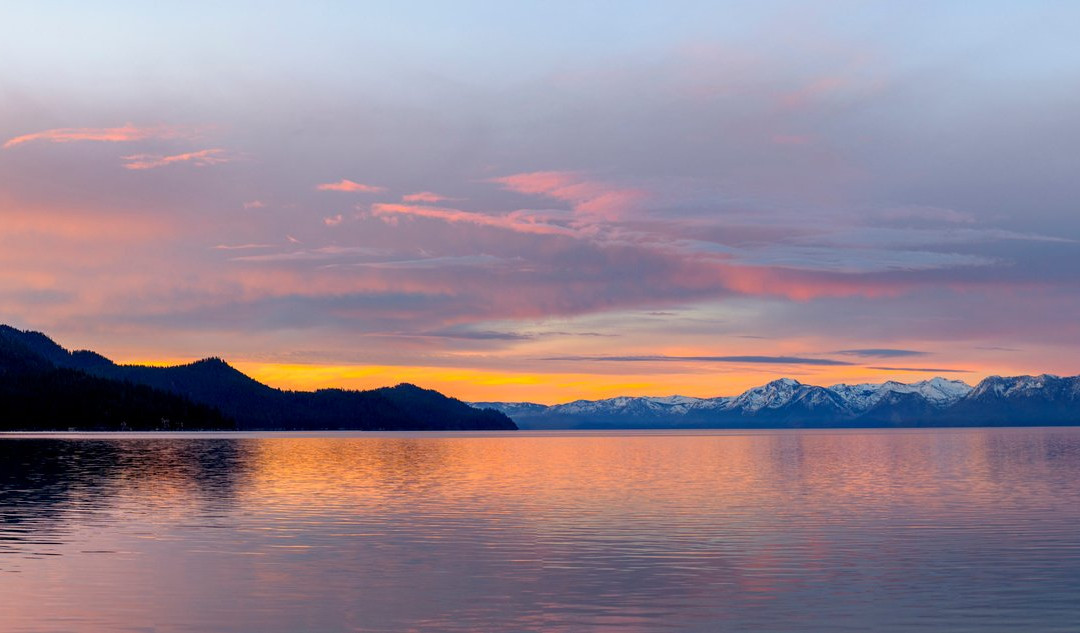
[419,328,533,341]
[836,349,929,358]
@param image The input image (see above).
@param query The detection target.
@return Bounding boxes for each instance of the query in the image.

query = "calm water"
[1,429,1079,632]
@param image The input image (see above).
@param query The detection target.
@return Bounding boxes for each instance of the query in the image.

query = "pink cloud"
[403,191,452,203]
[242,200,266,209]
[213,243,275,250]
[324,214,344,227]
[490,171,579,196]
[370,203,575,236]
[490,171,647,220]
[121,148,229,170]
[316,179,386,193]
[3,123,198,149]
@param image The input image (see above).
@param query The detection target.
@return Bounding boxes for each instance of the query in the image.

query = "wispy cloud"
[419,327,533,341]
[491,171,647,220]
[543,355,854,366]
[877,206,976,225]
[121,148,229,170]
[403,191,453,203]
[230,245,388,263]
[868,366,971,373]
[356,254,507,270]
[836,348,928,358]
[316,179,386,193]
[370,203,575,236]
[3,123,198,149]
[213,243,276,250]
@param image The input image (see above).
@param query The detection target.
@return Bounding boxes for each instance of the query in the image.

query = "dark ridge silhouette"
[0,326,516,431]
[0,327,231,431]
[375,383,515,431]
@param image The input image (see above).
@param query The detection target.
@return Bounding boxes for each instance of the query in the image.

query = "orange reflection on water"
[2,429,1079,633]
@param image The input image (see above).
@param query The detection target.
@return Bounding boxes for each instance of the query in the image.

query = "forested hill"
[0,328,230,431]
[0,326,516,431]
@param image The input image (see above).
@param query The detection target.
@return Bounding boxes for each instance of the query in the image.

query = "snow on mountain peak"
[970,374,1063,399]
[473,375,1079,428]
[728,378,806,412]
[828,377,972,413]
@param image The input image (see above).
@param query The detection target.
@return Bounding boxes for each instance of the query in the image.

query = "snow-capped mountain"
[828,377,972,413]
[470,402,549,418]
[722,378,803,413]
[471,375,1080,429]
[550,395,705,417]
[967,374,1061,400]
[946,374,1080,425]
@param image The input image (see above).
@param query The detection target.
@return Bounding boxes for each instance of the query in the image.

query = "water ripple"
[0,428,1078,632]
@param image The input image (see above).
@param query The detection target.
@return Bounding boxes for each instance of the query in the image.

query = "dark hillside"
[0,326,517,431]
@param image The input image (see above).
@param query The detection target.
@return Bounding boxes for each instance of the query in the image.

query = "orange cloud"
[121,148,229,170]
[316,179,386,193]
[370,203,575,236]
[3,123,197,149]
[491,171,647,220]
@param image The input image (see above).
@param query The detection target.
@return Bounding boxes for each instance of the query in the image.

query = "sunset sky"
[2,1,1078,403]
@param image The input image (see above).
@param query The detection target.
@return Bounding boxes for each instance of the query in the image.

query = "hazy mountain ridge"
[0,326,515,431]
[472,375,1080,429]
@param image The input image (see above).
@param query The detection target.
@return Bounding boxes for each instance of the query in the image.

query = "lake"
[1,428,1079,632]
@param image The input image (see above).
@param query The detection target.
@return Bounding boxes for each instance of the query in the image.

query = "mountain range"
[472,375,1080,429]
[4,324,1076,432]
[0,325,515,432]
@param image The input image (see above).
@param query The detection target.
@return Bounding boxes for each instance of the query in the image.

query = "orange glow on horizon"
[225,361,987,405]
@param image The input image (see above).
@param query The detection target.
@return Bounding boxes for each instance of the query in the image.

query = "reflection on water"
[0,440,251,556]
[1,429,1079,632]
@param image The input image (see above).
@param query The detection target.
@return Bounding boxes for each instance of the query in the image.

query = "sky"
[1,1,1079,403]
